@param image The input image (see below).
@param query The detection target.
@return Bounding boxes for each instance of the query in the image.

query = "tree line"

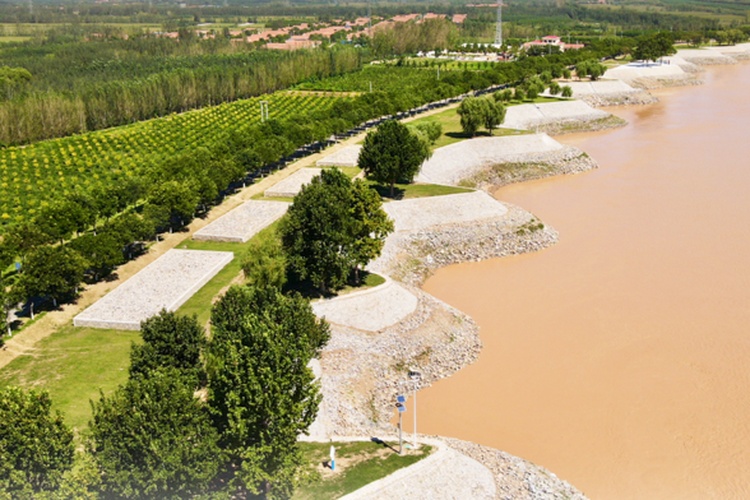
[1,289,329,498]
[0,148,405,497]
[0,42,362,145]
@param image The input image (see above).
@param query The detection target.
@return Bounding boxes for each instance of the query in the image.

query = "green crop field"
[0,91,347,224]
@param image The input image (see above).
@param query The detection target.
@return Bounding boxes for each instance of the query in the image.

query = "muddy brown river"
[419,61,750,499]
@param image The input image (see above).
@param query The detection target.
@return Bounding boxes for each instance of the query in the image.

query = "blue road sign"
[397,395,406,403]
[396,403,406,413]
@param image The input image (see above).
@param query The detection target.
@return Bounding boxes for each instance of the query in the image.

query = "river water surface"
[419,62,750,499]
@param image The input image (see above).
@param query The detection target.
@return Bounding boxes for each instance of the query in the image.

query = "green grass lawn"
[294,440,432,499]
[407,105,531,149]
[367,181,472,200]
[0,325,139,435]
[175,220,284,325]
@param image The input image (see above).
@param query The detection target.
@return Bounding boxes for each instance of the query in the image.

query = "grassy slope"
[0,325,139,434]
[294,441,432,499]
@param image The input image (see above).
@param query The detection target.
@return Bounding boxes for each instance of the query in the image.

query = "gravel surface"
[192,200,289,242]
[312,279,419,332]
[501,101,611,131]
[443,438,588,500]
[73,249,233,330]
[316,145,363,167]
[416,134,563,186]
[558,80,658,107]
[459,146,599,191]
[383,191,508,232]
[264,167,322,197]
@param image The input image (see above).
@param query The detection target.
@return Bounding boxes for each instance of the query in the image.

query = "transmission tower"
[494,2,503,47]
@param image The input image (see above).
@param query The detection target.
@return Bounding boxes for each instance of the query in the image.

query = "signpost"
[396,395,406,455]
[409,370,422,450]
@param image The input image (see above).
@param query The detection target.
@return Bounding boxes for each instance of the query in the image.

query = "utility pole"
[494,2,503,48]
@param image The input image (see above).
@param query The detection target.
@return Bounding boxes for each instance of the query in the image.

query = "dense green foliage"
[633,32,678,62]
[458,96,506,137]
[208,285,329,497]
[89,369,222,499]
[129,311,206,385]
[0,387,75,496]
[280,169,393,292]
[0,41,362,145]
[359,120,430,195]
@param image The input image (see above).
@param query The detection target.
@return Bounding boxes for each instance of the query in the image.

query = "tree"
[358,120,430,197]
[208,285,329,498]
[349,180,394,283]
[0,387,75,496]
[280,168,392,293]
[561,85,573,98]
[457,96,487,137]
[144,180,199,232]
[19,245,87,309]
[68,233,125,283]
[483,99,506,135]
[241,235,288,290]
[129,310,206,386]
[575,59,607,81]
[458,97,506,136]
[633,32,676,63]
[89,369,221,499]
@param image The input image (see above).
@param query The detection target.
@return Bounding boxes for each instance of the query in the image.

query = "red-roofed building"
[523,35,584,52]
[266,40,321,51]
[392,13,421,23]
[452,14,468,24]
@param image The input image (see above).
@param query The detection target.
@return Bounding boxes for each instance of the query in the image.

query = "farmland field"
[0,91,346,225]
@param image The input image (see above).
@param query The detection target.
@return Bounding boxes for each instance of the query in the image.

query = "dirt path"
[0,102,459,370]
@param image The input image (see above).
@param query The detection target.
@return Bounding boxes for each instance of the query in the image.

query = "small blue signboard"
[396,403,406,413]
[15,262,21,271]
[397,395,406,404]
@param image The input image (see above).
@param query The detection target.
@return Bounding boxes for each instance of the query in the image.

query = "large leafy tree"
[19,245,87,309]
[207,285,329,498]
[280,168,392,292]
[483,99,507,135]
[633,32,676,63]
[89,369,221,499]
[358,120,430,197]
[457,96,489,137]
[0,387,75,496]
[129,310,206,386]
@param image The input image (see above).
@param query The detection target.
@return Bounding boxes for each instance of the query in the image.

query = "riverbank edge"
[314,141,600,497]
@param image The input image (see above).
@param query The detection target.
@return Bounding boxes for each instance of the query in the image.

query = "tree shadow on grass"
[284,270,382,300]
[369,184,406,200]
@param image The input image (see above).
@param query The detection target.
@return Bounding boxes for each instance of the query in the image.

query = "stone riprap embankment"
[316,145,363,167]
[192,200,289,243]
[443,438,588,500]
[312,279,419,332]
[312,287,481,436]
[707,42,750,60]
[500,100,625,135]
[264,167,321,198]
[74,249,233,330]
[676,48,739,65]
[603,59,701,89]
[382,191,508,231]
[460,145,598,191]
[559,80,658,107]
[416,134,563,186]
[370,202,558,287]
